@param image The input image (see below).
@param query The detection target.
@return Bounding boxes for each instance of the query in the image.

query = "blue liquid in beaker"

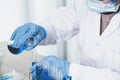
[8,37,36,55]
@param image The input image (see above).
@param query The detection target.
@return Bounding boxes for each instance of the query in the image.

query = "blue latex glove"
[0,75,14,80]
[32,67,54,80]
[10,23,47,50]
[30,55,70,80]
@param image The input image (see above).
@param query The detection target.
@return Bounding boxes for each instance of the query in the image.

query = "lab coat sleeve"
[69,63,120,80]
[39,0,79,45]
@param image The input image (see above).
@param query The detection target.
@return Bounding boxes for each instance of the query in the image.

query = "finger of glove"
[10,28,19,41]
[12,36,21,47]
[10,28,25,46]
[32,71,45,80]
[31,71,37,78]
[30,62,43,73]
[13,35,25,47]
[24,23,38,36]
[32,69,49,79]
[10,25,25,41]
[30,64,38,73]
[10,24,33,41]
[10,23,38,41]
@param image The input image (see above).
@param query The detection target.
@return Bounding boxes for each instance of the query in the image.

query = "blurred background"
[0,0,80,79]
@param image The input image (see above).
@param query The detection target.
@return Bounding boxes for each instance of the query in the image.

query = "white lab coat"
[39,0,120,80]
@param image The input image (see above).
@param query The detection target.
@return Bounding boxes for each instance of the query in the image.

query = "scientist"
[10,0,120,80]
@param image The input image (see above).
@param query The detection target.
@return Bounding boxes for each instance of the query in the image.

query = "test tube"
[31,62,36,80]
[58,70,63,80]
[53,66,57,80]
[32,59,72,80]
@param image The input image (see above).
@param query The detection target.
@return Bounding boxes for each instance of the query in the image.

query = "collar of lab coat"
[98,12,120,40]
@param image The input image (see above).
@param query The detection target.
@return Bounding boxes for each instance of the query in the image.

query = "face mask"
[86,0,120,13]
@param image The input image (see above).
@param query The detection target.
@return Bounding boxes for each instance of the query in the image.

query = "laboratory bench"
[0,41,42,80]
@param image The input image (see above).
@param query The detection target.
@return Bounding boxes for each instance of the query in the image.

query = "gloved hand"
[0,75,14,80]
[10,23,47,50]
[31,65,54,80]
[30,55,70,80]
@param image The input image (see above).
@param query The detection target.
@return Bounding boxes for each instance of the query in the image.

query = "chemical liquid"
[8,37,36,55]
[31,62,72,80]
